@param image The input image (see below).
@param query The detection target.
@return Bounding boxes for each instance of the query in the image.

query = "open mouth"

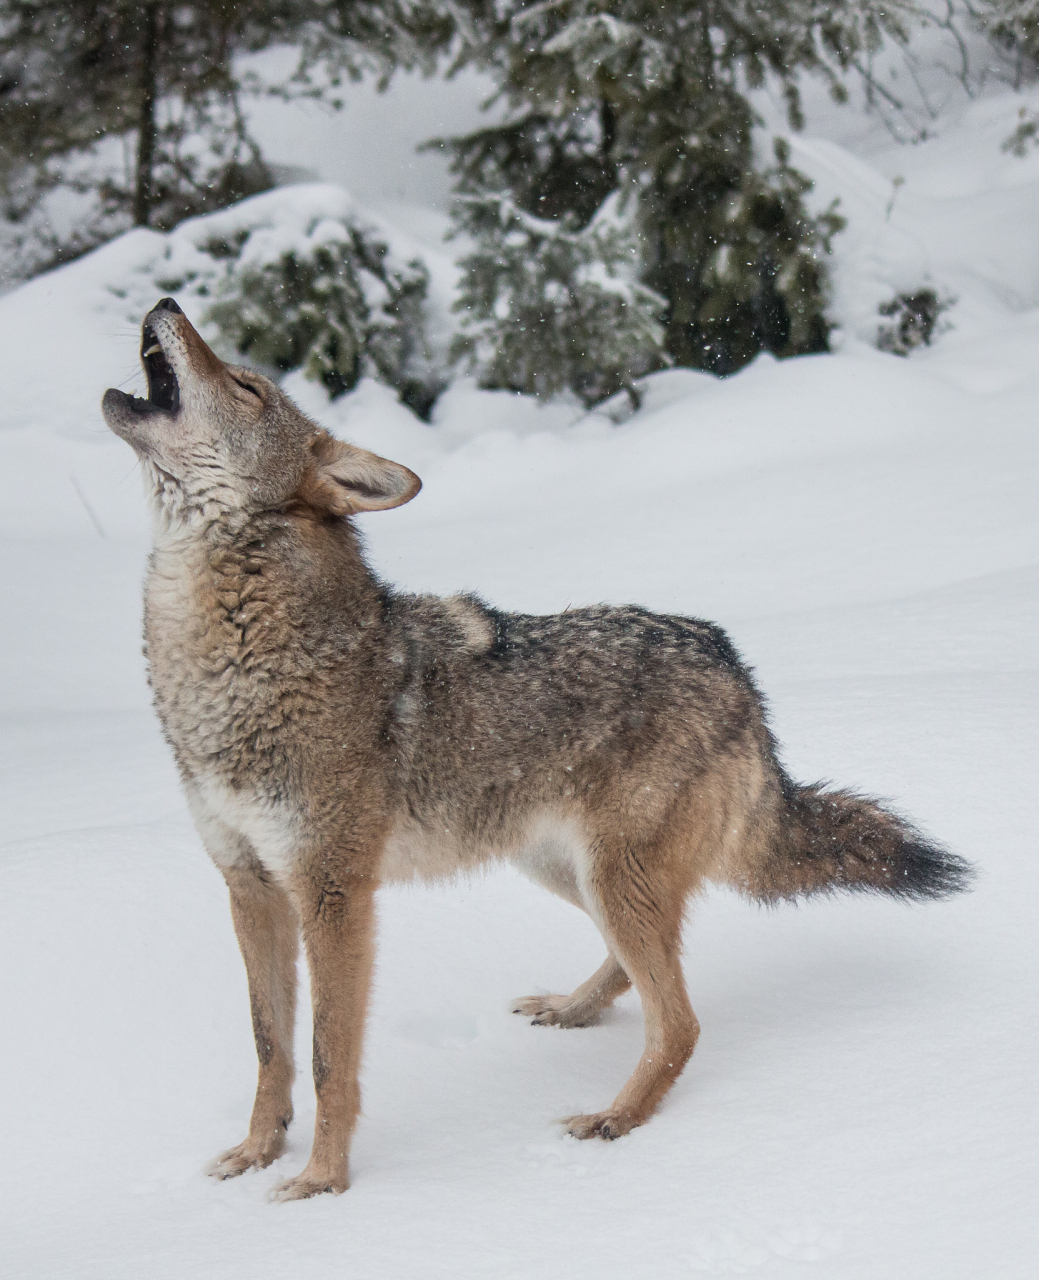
[134,323,180,415]
[102,298,186,433]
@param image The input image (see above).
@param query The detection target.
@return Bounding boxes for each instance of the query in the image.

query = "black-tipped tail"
[748,783,974,905]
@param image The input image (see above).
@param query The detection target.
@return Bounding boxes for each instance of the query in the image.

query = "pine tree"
[0,2,308,234]
[451,189,665,406]
[979,0,1039,78]
[430,1,913,394]
[0,1,454,283]
[974,1,1039,151]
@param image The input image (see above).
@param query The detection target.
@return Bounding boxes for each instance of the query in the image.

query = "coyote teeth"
[143,343,162,357]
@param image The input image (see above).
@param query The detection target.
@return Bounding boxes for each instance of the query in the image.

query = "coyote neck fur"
[144,511,388,790]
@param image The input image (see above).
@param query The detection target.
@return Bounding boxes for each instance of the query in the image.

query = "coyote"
[103,298,972,1201]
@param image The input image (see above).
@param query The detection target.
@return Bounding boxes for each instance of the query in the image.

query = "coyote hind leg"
[564,838,699,1140]
[513,955,631,1027]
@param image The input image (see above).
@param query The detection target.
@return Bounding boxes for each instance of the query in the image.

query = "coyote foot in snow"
[207,1129,288,1180]
[271,1166,349,1202]
[512,994,598,1028]
[562,1111,637,1141]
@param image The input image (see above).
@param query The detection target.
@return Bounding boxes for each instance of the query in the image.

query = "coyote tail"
[745,781,974,905]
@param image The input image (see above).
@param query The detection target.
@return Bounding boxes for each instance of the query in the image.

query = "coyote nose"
[154,296,182,314]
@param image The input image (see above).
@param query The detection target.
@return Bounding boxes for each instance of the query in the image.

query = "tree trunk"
[133,0,160,227]
[600,95,616,164]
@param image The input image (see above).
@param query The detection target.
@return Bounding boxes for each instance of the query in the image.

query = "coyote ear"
[302,432,421,516]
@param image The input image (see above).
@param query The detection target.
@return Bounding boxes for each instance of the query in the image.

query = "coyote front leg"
[209,859,299,1179]
[273,851,378,1202]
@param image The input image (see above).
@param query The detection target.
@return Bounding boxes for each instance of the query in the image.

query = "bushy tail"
[746,782,974,905]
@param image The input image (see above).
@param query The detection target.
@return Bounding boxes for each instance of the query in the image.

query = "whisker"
[117,458,143,487]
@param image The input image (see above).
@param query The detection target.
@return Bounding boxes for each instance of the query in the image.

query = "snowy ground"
[2,65,1039,1280]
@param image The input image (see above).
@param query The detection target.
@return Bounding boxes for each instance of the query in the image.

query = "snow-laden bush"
[206,219,439,414]
[877,289,954,356]
[451,190,666,408]
[148,188,444,418]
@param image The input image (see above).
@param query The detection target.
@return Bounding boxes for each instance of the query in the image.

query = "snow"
[240,49,500,215]
[2,61,1038,1280]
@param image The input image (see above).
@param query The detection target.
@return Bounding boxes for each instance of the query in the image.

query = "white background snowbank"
[2,62,1038,1280]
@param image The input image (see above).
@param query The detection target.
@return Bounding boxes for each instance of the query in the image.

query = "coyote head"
[102,297,420,527]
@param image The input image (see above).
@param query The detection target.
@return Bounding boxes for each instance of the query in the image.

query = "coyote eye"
[232,376,262,400]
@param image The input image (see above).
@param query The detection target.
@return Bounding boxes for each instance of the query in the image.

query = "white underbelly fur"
[190,776,593,911]
[380,808,592,906]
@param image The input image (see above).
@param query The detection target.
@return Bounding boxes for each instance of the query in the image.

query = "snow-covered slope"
[2,71,1038,1280]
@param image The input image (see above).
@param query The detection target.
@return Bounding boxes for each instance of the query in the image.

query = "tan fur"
[102,299,971,1201]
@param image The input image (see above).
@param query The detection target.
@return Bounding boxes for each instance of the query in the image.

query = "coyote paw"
[512,994,595,1028]
[270,1165,349,1202]
[562,1111,636,1141]
[207,1132,286,1180]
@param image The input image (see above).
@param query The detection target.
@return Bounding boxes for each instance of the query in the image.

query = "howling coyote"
[102,298,972,1201]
